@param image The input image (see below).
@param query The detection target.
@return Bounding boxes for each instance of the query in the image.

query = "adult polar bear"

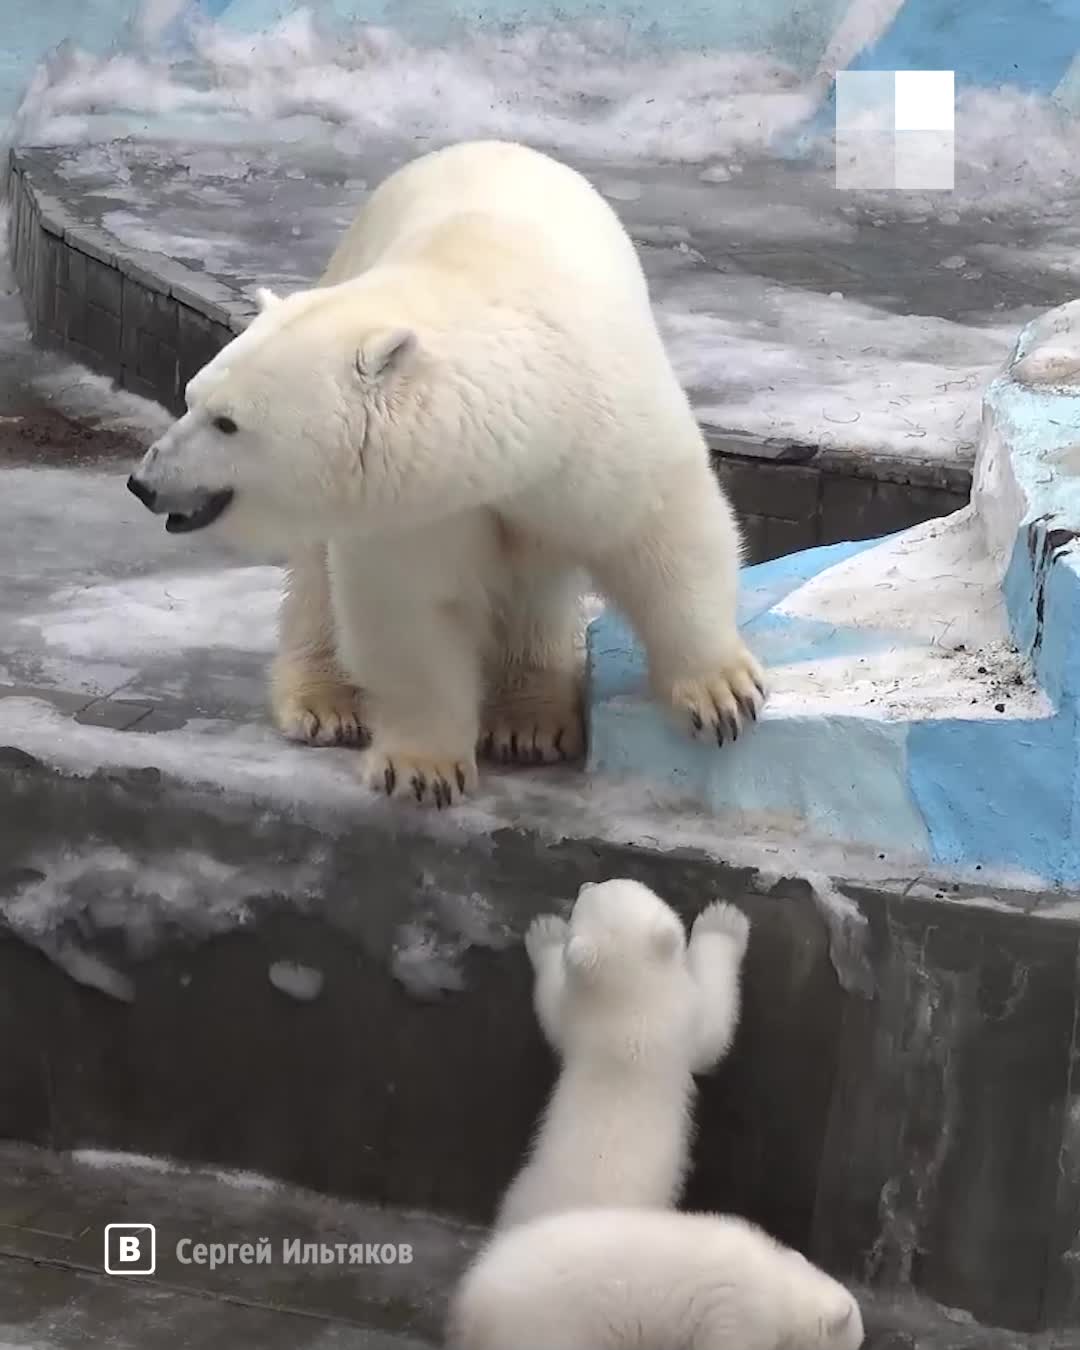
[128,140,766,805]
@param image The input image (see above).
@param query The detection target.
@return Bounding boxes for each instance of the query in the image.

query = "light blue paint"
[848,0,1080,94]
[908,709,1074,883]
[589,695,930,854]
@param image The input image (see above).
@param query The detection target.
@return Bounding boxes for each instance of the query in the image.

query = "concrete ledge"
[588,300,1080,884]
[4,144,970,566]
[1,717,1080,1336]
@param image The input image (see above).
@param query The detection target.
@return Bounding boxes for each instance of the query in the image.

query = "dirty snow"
[28,568,281,661]
[659,284,1014,461]
[268,959,325,1000]
[9,9,1080,218]
[764,509,1050,721]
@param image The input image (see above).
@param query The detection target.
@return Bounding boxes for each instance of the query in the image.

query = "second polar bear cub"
[494,877,750,1231]
[448,1208,864,1350]
[126,139,765,807]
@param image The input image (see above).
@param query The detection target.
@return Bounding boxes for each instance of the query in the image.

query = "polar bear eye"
[213,415,238,435]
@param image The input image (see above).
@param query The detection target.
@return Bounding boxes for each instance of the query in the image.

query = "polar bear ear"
[254,287,281,312]
[355,329,417,381]
[565,935,599,975]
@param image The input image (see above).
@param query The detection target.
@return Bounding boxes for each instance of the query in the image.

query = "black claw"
[455,765,467,793]
[690,709,704,733]
[412,773,426,802]
[384,761,397,796]
[553,728,565,758]
[715,721,725,747]
[434,777,450,809]
[728,716,740,743]
[308,718,321,742]
[509,732,519,760]
[753,678,767,700]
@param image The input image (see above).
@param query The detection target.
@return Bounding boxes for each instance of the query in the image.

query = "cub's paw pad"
[525,914,569,965]
[275,687,367,747]
[360,749,478,808]
[691,901,750,958]
[670,646,767,746]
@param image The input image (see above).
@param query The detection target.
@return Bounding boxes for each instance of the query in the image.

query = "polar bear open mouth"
[164,489,235,534]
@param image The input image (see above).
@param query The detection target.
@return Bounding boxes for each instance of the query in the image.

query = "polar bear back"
[320,140,650,308]
[449,1208,864,1350]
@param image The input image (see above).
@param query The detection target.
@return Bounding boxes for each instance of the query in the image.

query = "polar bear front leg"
[589,463,767,744]
[329,535,486,808]
[687,901,751,1073]
[483,564,586,765]
[270,545,367,746]
[524,914,570,1053]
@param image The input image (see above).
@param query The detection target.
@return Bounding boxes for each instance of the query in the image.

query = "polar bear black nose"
[127,474,158,510]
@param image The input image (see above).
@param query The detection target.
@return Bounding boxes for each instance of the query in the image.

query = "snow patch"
[268,960,325,1001]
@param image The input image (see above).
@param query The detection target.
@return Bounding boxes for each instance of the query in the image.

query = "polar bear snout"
[127,468,235,535]
[128,436,236,535]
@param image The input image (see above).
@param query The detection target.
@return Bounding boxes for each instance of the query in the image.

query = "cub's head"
[562,879,687,996]
[778,1246,864,1350]
[126,283,420,553]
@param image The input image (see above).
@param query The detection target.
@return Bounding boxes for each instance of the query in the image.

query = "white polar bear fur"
[494,878,750,1232]
[448,1208,864,1350]
[129,139,764,805]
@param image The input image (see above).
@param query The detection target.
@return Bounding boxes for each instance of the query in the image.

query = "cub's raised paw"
[359,747,478,808]
[668,643,767,746]
[525,914,569,966]
[273,684,367,747]
[690,901,750,959]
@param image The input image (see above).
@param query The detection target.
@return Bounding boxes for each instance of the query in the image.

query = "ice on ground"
[268,959,325,1000]
[659,282,1016,461]
[25,567,281,661]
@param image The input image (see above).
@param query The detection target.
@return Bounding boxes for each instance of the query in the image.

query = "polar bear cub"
[126,139,765,807]
[448,1208,864,1350]
[494,878,750,1231]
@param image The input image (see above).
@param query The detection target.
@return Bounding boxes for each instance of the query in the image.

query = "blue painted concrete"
[586,304,1080,885]
[848,0,1080,94]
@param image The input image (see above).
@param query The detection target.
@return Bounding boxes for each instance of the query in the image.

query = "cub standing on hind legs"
[494,877,750,1231]
[127,140,765,807]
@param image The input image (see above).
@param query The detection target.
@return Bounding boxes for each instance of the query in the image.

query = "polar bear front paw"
[273,683,367,747]
[667,642,767,746]
[524,914,569,967]
[359,746,479,808]
[691,901,751,960]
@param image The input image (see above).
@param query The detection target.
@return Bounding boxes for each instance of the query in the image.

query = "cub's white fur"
[448,1208,864,1350]
[495,878,749,1231]
[129,140,764,806]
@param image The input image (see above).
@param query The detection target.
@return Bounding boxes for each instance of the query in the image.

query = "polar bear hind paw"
[273,683,367,747]
[360,747,479,808]
[668,642,767,746]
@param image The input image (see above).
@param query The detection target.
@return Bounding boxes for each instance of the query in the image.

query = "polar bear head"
[563,878,688,999]
[126,282,427,553]
[777,1245,865,1350]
